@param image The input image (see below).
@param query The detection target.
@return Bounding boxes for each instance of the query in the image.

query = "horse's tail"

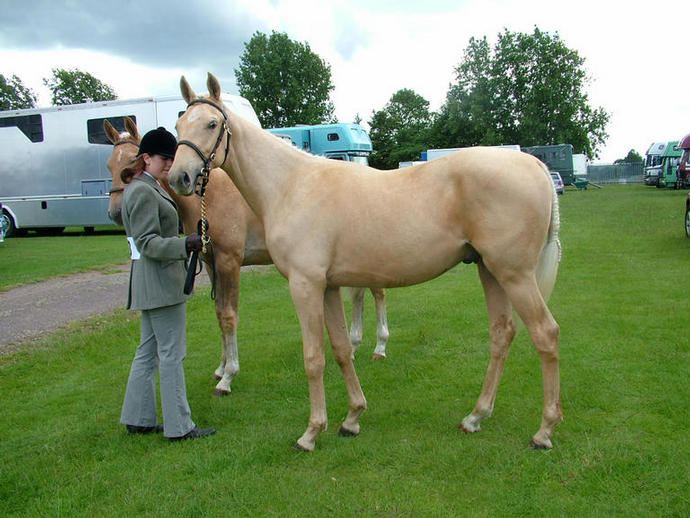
[535,162,562,302]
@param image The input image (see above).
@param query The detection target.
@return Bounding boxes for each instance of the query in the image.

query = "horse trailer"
[0,95,259,236]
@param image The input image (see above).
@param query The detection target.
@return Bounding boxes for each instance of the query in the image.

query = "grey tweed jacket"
[121,173,190,310]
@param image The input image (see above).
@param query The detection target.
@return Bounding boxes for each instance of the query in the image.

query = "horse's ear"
[103,119,120,145]
[207,72,221,102]
[124,116,140,142]
[180,76,196,105]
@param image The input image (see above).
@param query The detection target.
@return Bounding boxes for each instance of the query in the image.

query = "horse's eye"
[209,120,218,129]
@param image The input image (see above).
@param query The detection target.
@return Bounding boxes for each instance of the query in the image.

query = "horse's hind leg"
[461,262,516,434]
[211,261,241,396]
[370,287,389,359]
[502,277,561,449]
[349,287,365,357]
[324,287,367,437]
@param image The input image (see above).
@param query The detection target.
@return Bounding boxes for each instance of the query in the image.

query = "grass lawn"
[1,185,688,516]
[0,226,128,291]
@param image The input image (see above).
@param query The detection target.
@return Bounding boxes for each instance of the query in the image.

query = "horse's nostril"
[108,210,123,226]
[182,172,191,188]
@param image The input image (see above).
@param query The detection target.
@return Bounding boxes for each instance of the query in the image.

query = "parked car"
[550,172,565,195]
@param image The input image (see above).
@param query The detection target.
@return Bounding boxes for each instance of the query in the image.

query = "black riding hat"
[138,126,177,158]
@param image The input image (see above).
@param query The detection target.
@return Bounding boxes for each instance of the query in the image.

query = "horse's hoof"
[214,374,223,380]
[372,353,386,360]
[213,389,230,397]
[293,441,314,452]
[529,439,553,450]
[338,426,359,437]
[459,419,480,434]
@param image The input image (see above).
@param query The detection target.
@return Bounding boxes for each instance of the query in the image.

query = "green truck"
[522,144,575,185]
[657,141,682,189]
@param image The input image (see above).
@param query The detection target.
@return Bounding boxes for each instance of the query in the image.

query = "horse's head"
[104,117,140,224]
[169,73,232,197]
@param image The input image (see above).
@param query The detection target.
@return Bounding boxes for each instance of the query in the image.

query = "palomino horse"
[105,118,390,395]
[169,74,562,452]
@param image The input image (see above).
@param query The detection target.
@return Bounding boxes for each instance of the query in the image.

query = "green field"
[1,185,688,517]
[0,226,128,291]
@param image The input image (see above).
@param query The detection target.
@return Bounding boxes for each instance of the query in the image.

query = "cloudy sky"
[1,0,688,163]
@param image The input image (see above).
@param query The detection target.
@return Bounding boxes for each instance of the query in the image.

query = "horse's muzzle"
[169,170,195,196]
[108,209,123,226]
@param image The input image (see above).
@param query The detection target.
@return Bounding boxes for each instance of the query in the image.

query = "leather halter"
[109,139,140,195]
[114,139,139,148]
[176,98,232,197]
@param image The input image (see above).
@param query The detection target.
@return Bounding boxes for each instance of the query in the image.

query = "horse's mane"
[263,129,320,160]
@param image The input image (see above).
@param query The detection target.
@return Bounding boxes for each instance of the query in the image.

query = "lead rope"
[200,193,210,255]
[198,191,217,300]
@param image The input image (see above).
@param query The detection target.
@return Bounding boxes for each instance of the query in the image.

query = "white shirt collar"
[142,171,162,189]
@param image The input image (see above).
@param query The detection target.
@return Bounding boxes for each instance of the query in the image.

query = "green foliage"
[1,185,688,516]
[235,31,335,128]
[0,73,37,110]
[615,149,644,163]
[368,89,433,169]
[43,68,117,106]
[432,27,610,158]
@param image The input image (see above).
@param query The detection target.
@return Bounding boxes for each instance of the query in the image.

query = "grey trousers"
[120,302,195,438]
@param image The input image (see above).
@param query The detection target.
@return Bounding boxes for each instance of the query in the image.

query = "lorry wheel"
[685,209,690,238]
[2,210,17,238]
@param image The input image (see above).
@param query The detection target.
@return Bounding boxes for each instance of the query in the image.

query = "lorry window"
[327,133,340,141]
[87,115,137,144]
[0,114,43,142]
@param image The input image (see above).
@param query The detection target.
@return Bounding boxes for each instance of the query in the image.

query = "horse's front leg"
[211,260,241,396]
[348,287,365,358]
[370,287,389,359]
[290,275,328,452]
[324,287,367,437]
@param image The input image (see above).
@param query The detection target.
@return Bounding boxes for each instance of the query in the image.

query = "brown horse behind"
[169,74,562,452]
[105,117,389,396]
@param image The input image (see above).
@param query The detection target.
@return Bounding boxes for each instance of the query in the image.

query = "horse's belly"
[327,241,467,288]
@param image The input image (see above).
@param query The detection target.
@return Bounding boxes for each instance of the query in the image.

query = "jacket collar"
[136,172,177,207]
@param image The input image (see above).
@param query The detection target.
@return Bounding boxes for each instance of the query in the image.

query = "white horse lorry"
[0,95,259,237]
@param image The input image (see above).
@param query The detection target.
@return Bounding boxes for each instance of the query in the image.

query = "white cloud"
[1,0,690,162]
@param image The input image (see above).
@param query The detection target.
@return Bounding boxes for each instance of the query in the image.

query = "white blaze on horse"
[105,118,389,396]
[169,73,562,452]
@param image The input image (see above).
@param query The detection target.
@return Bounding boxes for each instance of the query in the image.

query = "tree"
[0,74,37,110]
[369,89,433,169]
[433,27,609,158]
[614,149,643,164]
[43,68,116,105]
[235,31,335,128]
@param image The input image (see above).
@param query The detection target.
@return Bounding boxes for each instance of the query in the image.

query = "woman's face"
[143,154,174,183]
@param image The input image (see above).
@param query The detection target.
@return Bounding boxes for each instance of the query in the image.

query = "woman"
[119,126,215,441]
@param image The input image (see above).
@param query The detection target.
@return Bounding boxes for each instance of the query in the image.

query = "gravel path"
[0,263,211,355]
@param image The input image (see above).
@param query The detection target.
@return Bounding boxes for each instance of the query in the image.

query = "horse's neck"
[227,121,311,220]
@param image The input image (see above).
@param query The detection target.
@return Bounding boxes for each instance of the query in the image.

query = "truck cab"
[644,142,667,186]
[267,123,372,165]
[657,141,681,189]
[676,134,690,189]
